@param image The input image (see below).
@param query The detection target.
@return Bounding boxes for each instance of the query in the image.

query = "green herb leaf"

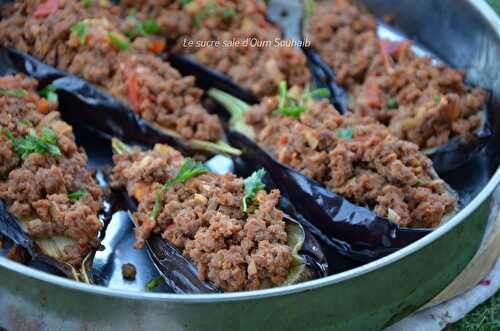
[3,127,61,159]
[39,84,58,103]
[191,1,234,27]
[1,128,14,141]
[146,276,163,290]
[142,19,160,35]
[68,188,87,201]
[180,0,193,5]
[337,127,354,140]
[278,80,288,109]
[434,95,441,105]
[278,106,308,118]
[19,119,33,127]
[416,178,423,186]
[108,32,130,51]
[221,8,237,17]
[387,98,398,109]
[82,0,92,7]
[128,8,137,18]
[275,81,329,118]
[300,88,330,100]
[150,159,209,220]
[0,87,28,98]
[71,21,89,46]
[242,169,266,212]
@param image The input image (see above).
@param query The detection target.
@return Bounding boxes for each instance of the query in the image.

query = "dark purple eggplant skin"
[169,54,259,105]
[426,119,492,173]
[0,200,81,278]
[303,47,349,114]
[119,190,329,293]
[301,44,493,173]
[227,130,432,263]
[121,192,220,294]
[0,48,212,156]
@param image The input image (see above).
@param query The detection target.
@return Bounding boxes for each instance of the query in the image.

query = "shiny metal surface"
[1,0,500,330]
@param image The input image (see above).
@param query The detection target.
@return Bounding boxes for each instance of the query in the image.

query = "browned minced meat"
[122,263,137,280]
[349,48,488,149]
[308,0,488,150]
[121,0,311,98]
[308,0,378,89]
[0,0,223,142]
[0,74,103,266]
[111,144,291,291]
[245,93,456,228]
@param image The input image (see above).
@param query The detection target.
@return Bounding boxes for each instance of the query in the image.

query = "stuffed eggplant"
[110,138,328,293]
[117,0,311,101]
[0,0,239,156]
[0,74,104,282]
[208,84,458,261]
[302,0,491,173]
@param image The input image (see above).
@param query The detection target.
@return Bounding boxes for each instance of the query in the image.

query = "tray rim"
[0,0,499,303]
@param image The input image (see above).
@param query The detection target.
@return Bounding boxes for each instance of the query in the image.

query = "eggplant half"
[111,138,328,293]
[208,88,459,262]
[297,0,491,173]
[0,110,109,283]
[0,47,239,158]
[0,201,97,283]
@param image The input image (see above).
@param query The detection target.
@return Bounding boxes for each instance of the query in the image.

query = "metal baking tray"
[0,0,499,330]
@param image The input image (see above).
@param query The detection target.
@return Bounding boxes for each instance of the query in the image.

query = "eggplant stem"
[301,0,316,38]
[112,137,133,155]
[207,88,256,140]
[190,139,241,156]
[148,122,242,156]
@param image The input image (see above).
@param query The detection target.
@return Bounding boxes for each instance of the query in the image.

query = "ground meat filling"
[111,144,292,292]
[120,0,311,98]
[0,0,223,142]
[245,95,457,228]
[308,0,488,150]
[0,74,103,266]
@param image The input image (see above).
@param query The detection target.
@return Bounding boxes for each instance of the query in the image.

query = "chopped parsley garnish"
[192,1,237,28]
[416,178,423,186]
[221,7,237,17]
[68,188,87,201]
[19,119,33,127]
[146,276,163,290]
[434,95,441,105]
[337,127,354,140]
[39,84,58,103]
[242,169,266,213]
[387,98,398,109]
[1,127,61,159]
[108,32,131,51]
[275,81,330,118]
[71,21,89,46]
[0,87,28,98]
[124,9,160,39]
[150,159,208,220]
[142,19,160,35]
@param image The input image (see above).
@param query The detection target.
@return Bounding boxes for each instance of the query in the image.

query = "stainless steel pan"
[0,0,499,330]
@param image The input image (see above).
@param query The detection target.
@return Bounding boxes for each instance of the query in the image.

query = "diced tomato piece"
[34,0,60,18]
[149,40,165,54]
[38,98,50,114]
[126,74,141,113]
[362,77,381,109]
